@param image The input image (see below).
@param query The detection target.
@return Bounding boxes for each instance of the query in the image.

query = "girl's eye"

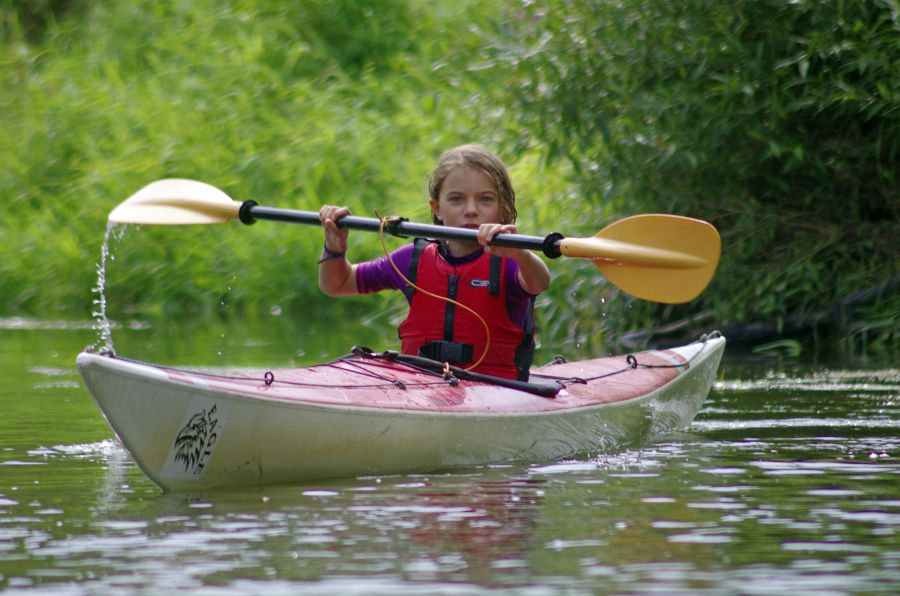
[480,195,497,204]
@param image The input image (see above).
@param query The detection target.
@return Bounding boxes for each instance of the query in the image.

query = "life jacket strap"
[418,340,474,365]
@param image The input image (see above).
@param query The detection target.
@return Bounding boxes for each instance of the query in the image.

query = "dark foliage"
[484,0,898,341]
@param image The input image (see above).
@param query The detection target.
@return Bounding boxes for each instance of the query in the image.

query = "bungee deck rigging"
[96,332,721,400]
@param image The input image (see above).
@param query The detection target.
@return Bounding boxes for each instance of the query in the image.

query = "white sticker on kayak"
[161,396,231,481]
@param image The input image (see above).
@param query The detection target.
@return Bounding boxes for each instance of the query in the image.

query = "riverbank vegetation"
[1,0,896,357]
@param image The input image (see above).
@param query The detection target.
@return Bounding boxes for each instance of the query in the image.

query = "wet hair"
[427,144,517,225]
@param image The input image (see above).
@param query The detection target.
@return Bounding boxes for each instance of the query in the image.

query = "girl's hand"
[319,205,351,253]
[478,223,551,295]
[477,223,521,259]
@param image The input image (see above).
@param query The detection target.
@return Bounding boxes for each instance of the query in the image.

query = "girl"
[318,144,550,380]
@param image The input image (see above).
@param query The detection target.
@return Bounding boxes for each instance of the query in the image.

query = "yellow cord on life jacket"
[376,213,490,373]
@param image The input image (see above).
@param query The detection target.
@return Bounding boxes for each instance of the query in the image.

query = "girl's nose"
[463,198,479,215]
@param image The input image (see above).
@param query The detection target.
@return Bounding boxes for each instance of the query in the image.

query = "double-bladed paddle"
[108,178,720,303]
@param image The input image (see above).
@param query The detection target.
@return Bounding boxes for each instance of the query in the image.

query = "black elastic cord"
[532,333,717,385]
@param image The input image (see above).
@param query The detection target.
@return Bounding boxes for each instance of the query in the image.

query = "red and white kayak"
[76,334,725,490]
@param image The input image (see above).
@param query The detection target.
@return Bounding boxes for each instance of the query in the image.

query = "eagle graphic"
[173,411,208,473]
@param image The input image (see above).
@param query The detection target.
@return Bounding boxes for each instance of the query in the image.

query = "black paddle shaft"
[239,201,564,259]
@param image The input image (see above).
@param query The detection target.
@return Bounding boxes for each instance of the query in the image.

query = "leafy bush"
[483,0,899,343]
[0,0,555,322]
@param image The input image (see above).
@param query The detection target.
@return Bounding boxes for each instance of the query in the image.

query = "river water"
[1,317,898,594]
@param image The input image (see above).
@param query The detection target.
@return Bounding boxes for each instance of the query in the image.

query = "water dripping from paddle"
[90,222,126,354]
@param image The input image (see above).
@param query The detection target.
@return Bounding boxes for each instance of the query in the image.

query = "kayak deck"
[110,336,722,412]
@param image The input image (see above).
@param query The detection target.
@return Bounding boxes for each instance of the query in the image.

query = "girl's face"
[429,166,502,229]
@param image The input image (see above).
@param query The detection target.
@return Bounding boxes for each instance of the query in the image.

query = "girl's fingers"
[479,224,519,256]
[479,223,516,244]
[319,205,351,225]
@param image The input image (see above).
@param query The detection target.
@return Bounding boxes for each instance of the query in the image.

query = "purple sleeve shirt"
[355,243,535,328]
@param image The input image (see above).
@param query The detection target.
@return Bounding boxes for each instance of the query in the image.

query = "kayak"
[76,334,725,491]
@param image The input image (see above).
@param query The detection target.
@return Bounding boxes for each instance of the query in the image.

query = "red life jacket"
[398,240,535,380]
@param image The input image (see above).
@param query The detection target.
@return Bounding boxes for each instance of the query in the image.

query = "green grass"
[1,0,568,315]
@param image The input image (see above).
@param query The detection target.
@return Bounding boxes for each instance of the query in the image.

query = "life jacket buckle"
[418,340,473,365]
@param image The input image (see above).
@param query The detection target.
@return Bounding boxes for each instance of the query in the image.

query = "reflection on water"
[1,323,898,593]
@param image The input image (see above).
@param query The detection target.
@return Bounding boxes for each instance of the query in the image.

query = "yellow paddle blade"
[108,179,241,225]
[560,214,720,304]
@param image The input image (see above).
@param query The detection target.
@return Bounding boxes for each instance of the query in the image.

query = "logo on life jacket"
[469,279,490,288]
